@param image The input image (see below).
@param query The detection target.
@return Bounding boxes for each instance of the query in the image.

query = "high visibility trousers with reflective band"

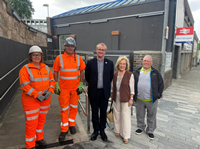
[22,98,50,149]
[59,89,79,132]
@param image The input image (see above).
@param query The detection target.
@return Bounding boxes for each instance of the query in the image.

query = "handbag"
[107,102,113,122]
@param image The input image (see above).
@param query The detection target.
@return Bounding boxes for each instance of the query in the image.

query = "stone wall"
[0,0,48,47]
[133,51,162,71]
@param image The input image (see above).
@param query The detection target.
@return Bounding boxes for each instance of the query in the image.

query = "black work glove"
[37,95,45,102]
[76,88,83,95]
[44,91,51,100]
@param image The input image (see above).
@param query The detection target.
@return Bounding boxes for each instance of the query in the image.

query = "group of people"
[19,37,164,149]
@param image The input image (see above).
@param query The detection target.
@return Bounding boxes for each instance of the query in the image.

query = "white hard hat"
[29,46,43,54]
[64,37,76,47]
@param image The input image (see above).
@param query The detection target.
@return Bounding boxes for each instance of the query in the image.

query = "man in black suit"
[85,43,114,142]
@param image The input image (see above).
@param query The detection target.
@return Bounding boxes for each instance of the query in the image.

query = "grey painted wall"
[51,0,165,52]
[0,36,48,117]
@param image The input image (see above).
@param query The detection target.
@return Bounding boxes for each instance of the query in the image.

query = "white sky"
[31,0,200,39]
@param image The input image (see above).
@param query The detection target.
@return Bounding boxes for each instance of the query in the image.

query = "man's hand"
[44,91,51,100]
[37,95,45,102]
[157,93,161,99]
[55,82,61,95]
[76,82,83,95]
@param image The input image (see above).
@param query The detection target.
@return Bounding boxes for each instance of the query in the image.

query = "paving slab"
[1,66,200,149]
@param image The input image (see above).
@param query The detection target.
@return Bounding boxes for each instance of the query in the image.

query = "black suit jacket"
[85,58,114,100]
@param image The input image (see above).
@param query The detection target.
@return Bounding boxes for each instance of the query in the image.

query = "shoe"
[69,126,76,135]
[36,139,47,146]
[123,139,129,144]
[135,129,144,135]
[115,133,120,137]
[91,131,98,141]
[100,131,108,142]
[29,147,36,149]
[59,131,68,142]
[148,133,154,140]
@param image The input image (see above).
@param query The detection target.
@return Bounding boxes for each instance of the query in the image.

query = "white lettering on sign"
[180,29,190,34]
[47,38,52,43]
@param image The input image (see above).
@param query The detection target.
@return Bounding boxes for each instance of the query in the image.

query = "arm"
[54,71,59,82]
[129,74,135,106]
[48,67,56,93]
[111,80,113,102]
[80,70,84,82]
[19,66,39,98]
[85,62,90,83]
[110,61,114,83]
[157,71,164,98]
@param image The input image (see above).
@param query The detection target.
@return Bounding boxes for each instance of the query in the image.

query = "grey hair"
[144,55,153,61]
[96,43,107,50]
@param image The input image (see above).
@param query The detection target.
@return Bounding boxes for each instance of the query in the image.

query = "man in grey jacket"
[134,55,164,140]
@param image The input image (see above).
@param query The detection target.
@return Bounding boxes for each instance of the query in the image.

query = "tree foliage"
[7,0,35,19]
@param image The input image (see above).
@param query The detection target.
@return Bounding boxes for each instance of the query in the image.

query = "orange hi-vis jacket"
[19,63,55,101]
[53,53,85,90]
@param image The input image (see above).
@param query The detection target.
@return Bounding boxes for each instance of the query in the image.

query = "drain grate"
[21,139,74,149]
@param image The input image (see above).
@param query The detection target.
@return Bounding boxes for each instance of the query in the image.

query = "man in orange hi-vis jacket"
[19,45,55,149]
[53,37,86,142]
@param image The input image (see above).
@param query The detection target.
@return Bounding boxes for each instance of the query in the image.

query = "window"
[35,21,39,25]
[31,21,35,25]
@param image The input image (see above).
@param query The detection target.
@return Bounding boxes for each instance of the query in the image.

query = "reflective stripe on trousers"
[25,135,36,142]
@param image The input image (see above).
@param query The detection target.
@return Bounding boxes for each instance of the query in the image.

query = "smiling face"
[142,56,153,70]
[64,45,75,56]
[31,52,42,63]
[118,59,127,72]
[96,44,106,59]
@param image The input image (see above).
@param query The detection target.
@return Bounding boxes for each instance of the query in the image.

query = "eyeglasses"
[143,60,151,62]
[32,54,41,57]
[119,63,126,66]
[97,49,106,51]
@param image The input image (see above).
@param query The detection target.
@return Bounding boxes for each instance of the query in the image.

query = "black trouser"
[90,89,108,132]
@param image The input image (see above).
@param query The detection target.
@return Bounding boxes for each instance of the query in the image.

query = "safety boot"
[59,131,68,142]
[69,126,76,134]
[36,139,47,146]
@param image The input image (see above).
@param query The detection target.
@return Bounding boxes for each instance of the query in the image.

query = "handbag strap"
[110,101,113,111]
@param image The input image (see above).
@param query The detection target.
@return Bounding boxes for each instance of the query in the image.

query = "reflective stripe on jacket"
[59,54,80,80]
[53,53,86,90]
[19,63,56,100]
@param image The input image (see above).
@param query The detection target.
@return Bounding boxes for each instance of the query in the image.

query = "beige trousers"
[113,92,131,139]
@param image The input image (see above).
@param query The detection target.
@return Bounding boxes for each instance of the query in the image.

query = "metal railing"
[0,58,28,101]
[78,88,90,134]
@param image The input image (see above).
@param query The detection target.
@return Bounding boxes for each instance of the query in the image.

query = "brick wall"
[133,51,162,72]
[0,0,48,47]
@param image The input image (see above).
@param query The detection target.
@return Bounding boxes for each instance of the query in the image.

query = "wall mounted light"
[12,10,21,22]
[137,12,164,18]
[28,27,38,33]
[90,19,108,24]
[55,24,70,28]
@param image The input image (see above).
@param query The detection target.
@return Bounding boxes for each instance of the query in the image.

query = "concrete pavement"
[0,65,200,149]
[79,65,200,149]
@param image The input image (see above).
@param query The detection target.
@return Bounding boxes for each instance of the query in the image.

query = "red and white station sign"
[175,27,194,43]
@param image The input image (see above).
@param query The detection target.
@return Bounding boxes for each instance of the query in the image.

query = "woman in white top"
[111,56,134,144]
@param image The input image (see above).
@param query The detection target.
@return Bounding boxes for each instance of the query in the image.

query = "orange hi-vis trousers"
[58,89,79,132]
[22,97,51,149]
